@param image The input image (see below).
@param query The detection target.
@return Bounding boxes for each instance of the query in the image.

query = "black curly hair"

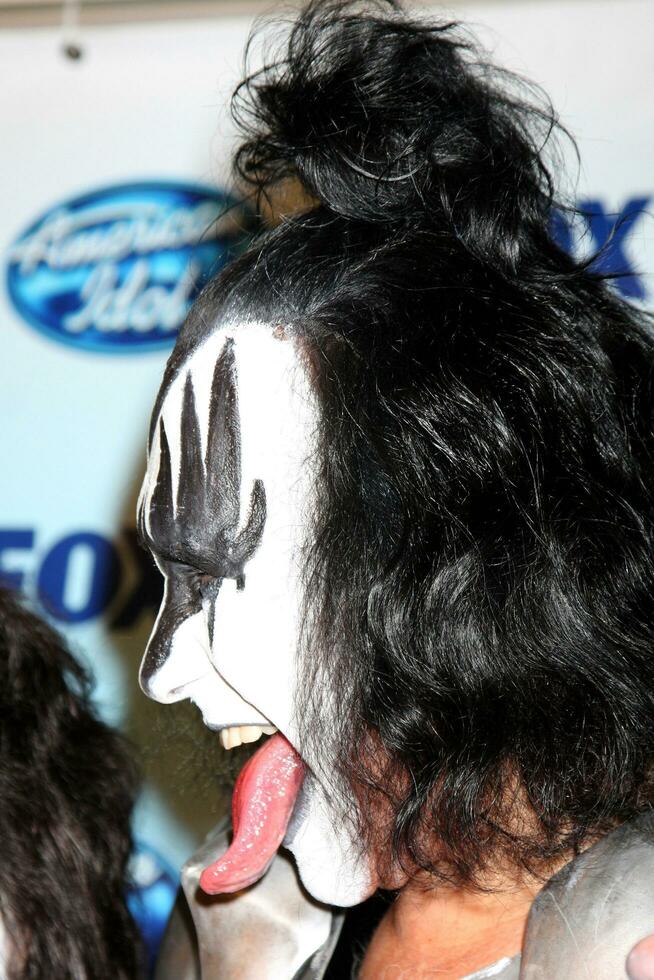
[0,587,143,978]
[154,0,654,889]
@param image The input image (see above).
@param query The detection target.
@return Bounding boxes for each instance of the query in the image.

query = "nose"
[139,653,187,703]
[139,609,214,704]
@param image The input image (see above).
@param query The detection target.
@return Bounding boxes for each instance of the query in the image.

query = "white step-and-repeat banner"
[1,0,652,966]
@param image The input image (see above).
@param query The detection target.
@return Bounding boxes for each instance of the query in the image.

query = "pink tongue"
[199,732,305,895]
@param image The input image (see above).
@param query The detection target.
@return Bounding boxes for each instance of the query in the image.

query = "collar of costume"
[155,811,654,979]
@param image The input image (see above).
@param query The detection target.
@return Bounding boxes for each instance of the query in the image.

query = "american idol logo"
[6,182,254,353]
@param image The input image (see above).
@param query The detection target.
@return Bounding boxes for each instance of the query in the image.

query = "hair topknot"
[233,0,563,271]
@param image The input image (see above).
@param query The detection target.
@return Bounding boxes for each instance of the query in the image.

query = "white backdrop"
[1,0,652,962]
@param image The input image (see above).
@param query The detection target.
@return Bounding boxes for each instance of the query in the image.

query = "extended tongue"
[200,732,305,895]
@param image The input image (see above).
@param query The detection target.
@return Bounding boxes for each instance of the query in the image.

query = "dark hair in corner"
[0,587,143,978]
[160,0,654,887]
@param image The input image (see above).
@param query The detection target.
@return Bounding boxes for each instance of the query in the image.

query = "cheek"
[204,576,301,729]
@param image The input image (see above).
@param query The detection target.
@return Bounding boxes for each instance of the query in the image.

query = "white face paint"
[138,322,374,907]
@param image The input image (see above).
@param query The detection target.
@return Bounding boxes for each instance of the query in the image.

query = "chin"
[285,772,377,907]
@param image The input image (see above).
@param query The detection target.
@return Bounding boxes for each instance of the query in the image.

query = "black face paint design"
[139,338,267,689]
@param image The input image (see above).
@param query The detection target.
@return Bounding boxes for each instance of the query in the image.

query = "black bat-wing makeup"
[138,338,266,689]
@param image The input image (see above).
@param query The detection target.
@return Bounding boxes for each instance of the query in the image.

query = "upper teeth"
[220,724,277,750]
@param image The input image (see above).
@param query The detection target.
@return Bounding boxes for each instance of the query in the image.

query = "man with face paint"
[143,2,654,977]
[138,322,365,907]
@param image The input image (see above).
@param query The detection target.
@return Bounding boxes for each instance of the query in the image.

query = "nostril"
[140,672,182,704]
[138,657,177,703]
[138,657,208,704]
[139,611,213,703]
[138,663,160,700]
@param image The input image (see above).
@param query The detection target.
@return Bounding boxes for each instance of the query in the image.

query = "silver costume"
[156,811,654,979]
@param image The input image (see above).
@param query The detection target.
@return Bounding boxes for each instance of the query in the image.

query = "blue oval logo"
[6,181,254,354]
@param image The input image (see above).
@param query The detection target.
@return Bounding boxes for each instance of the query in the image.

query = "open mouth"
[199,730,306,895]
